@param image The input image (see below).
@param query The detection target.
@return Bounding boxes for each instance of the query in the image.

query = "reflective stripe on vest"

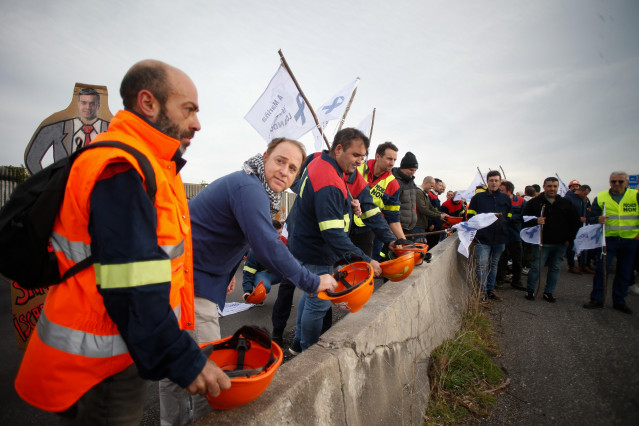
[597,189,639,238]
[52,232,185,262]
[37,304,181,358]
[354,163,396,227]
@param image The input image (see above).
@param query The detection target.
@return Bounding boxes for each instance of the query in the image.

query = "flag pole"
[602,202,608,305]
[477,167,487,186]
[535,205,546,299]
[336,78,360,132]
[499,165,507,180]
[369,108,376,142]
[278,49,330,150]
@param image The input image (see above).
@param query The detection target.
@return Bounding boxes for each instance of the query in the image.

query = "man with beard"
[351,141,406,259]
[15,60,230,424]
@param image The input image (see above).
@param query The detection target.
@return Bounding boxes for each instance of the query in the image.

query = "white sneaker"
[629,284,639,296]
[521,267,530,275]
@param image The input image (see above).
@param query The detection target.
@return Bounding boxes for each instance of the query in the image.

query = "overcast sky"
[1,0,637,197]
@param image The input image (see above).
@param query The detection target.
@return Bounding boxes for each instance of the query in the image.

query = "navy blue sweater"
[467,189,512,245]
[189,170,320,309]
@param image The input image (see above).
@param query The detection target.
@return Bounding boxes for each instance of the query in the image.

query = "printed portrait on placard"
[24,83,113,174]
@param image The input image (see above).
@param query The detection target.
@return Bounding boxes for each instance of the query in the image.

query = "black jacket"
[522,194,580,245]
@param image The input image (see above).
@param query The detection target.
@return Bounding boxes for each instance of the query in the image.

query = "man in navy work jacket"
[467,170,512,301]
[287,128,399,352]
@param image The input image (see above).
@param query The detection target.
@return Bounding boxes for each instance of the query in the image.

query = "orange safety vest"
[15,110,195,412]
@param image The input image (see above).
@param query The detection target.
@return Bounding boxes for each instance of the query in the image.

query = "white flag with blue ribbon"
[453,213,499,258]
[245,66,316,142]
[573,224,603,255]
[311,78,359,152]
[520,225,541,245]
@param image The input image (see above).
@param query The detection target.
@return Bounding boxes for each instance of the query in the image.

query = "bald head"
[120,59,180,111]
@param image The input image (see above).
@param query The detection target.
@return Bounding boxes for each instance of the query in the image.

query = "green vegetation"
[424,310,504,425]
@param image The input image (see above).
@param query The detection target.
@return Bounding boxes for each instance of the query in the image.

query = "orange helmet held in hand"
[318,255,374,313]
[245,281,267,304]
[204,326,283,410]
[380,253,415,282]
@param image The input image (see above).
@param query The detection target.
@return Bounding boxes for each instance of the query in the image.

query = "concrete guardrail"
[196,234,470,425]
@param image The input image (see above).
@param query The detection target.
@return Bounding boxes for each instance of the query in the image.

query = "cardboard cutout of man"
[24,83,112,174]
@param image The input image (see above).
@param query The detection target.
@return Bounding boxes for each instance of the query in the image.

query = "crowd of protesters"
[12,59,638,425]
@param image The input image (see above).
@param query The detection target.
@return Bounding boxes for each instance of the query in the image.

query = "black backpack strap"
[77,141,157,203]
[65,141,158,279]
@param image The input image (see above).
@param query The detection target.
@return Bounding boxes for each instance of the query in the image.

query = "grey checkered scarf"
[243,153,281,216]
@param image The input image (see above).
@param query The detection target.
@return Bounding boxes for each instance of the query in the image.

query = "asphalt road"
[486,263,639,425]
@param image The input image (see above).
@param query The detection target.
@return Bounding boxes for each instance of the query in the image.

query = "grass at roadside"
[424,308,505,424]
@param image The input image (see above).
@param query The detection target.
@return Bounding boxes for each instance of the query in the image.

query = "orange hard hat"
[393,242,429,266]
[245,281,267,304]
[205,326,283,410]
[380,253,415,282]
[317,260,374,313]
[445,216,463,225]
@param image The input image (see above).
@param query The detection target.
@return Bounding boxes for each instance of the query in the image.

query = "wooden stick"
[535,205,546,299]
[278,49,330,150]
[499,165,507,180]
[602,202,608,305]
[477,167,487,186]
[368,108,376,142]
[336,78,360,133]
[404,229,450,238]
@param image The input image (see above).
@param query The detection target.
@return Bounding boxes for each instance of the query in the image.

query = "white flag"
[520,225,541,245]
[455,171,487,203]
[311,78,359,152]
[356,114,373,138]
[318,79,359,123]
[555,174,569,197]
[245,66,316,142]
[453,213,498,258]
[573,224,603,255]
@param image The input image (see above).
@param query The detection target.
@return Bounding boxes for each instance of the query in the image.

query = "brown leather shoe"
[568,266,582,275]
[581,266,595,274]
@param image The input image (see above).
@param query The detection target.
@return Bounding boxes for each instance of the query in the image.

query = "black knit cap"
[400,151,418,169]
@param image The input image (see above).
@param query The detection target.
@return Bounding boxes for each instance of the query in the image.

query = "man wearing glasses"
[584,171,639,314]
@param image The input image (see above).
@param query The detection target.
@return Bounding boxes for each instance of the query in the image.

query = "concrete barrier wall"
[197,234,470,425]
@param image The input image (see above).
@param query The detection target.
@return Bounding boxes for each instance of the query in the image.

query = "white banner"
[574,224,603,255]
[356,113,373,138]
[311,78,359,152]
[520,225,541,245]
[453,213,498,258]
[555,174,569,197]
[245,66,317,142]
[455,171,487,203]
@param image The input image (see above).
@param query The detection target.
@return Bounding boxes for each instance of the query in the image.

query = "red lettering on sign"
[12,282,48,306]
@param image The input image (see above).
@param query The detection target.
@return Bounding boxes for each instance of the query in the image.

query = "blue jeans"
[526,243,566,294]
[475,243,506,293]
[294,263,333,351]
[241,271,281,294]
[590,238,639,305]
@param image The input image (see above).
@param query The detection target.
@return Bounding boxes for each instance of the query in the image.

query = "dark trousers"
[59,364,145,425]
[497,241,523,285]
[590,238,639,305]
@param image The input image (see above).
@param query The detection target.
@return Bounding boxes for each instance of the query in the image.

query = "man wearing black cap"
[392,152,419,236]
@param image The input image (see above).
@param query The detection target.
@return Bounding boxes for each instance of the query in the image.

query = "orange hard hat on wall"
[380,253,415,282]
[318,254,374,313]
[204,326,283,410]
